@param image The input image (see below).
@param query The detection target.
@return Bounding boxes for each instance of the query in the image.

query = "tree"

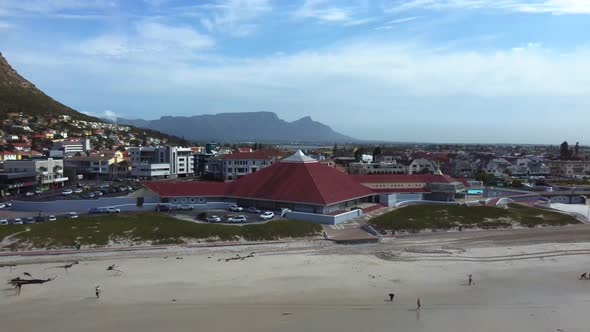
[560,141,570,160]
[511,179,524,188]
[475,171,491,185]
[373,146,382,160]
[354,147,366,161]
[332,144,338,155]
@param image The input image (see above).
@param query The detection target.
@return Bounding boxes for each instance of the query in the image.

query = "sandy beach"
[1,227,590,332]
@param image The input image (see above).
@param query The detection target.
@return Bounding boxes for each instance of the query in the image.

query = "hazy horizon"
[1,0,589,144]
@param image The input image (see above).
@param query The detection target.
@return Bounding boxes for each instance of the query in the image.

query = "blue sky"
[1,0,590,144]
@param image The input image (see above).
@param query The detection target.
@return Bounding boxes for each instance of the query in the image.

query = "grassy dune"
[370,204,579,233]
[0,213,322,249]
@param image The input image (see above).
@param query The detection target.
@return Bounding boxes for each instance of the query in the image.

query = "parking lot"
[171,207,279,225]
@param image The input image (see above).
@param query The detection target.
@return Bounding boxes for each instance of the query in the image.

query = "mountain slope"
[116,112,356,143]
[0,52,97,121]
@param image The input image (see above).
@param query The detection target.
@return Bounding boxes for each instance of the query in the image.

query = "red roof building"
[145,150,374,214]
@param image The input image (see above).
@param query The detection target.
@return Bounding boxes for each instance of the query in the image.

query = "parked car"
[62,189,73,196]
[25,192,35,197]
[105,207,120,213]
[227,215,247,223]
[35,216,45,223]
[0,219,8,225]
[82,192,96,199]
[260,211,275,220]
[35,190,43,195]
[4,202,11,208]
[228,204,243,212]
[127,186,134,191]
[118,187,128,192]
[178,205,193,211]
[0,203,5,209]
[206,215,222,223]
[88,207,104,214]
[48,215,57,221]
[65,212,78,219]
[73,188,83,194]
[247,207,261,214]
[94,191,104,196]
[157,204,171,212]
[13,218,23,225]
[25,217,35,224]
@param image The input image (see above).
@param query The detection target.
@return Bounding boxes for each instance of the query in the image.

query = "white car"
[0,219,8,225]
[48,215,57,221]
[62,189,73,196]
[25,192,35,197]
[228,205,243,212]
[260,211,275,220]
[247,207,261,214]
[65,212,78,219]
[206,215,222,223]
[13,218,23,225]
[227,215,247,223]
[73,188,83,193]
[0,203,5,209]
[105,207,120,213]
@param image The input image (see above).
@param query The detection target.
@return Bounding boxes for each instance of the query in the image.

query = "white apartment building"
[220,149,284,181]
[49,138,91,158]
[129,146,194,179]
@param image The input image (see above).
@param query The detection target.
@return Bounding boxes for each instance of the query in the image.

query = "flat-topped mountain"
[116,111,356,143]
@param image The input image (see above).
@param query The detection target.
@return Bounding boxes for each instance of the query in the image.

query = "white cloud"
[137,22,214,50]
[196,0,272,36]
[376,16,420,29]
[388,0,590,14]
[0,0,117,15]
[0,20,14,29]
[102,110,118,122]
[11,41,590,143]
[75,22,214,58]
[293,0,372,25]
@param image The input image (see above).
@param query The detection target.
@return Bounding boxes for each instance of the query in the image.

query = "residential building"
[2,158,68,192]
[348,160,406,175]
[547,160,590,177]
[49,138,91,158]
[408,158,438,174]
[217,149,285,181]
[109,160,132,179]
[129,146,194,179]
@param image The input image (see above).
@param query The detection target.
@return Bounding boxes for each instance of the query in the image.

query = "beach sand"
[1,231,590,332]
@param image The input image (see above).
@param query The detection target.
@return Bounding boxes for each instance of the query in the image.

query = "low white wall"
[12,196,160,213]
[285,209,362,225]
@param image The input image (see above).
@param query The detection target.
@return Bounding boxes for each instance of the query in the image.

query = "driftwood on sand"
[8,276,55,295]
[218,252,255,262]
[107,264,123,274]
[45,261,79,273]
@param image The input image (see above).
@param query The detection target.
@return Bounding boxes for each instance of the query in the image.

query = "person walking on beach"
[468,274,473,285]
[323,231,328,240]
[389,293,395,301]
[417,298,421,310]
[95,285,101,299]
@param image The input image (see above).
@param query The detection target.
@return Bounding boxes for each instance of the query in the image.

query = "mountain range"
[114,112,356,143]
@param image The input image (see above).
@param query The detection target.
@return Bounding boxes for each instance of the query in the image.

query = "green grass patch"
[369,203,579,233]
[0,213,322,249]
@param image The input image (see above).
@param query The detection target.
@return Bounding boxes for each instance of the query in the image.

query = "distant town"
[1,108,589,225]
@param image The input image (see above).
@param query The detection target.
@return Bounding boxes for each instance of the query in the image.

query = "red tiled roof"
[351,174,466,185]
[226,162,374,205]
[143,181,227,197]
[223,149,284,161]
[145,161,374,206]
